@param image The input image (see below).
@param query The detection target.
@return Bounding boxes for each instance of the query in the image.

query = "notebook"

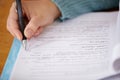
[1,11,120,80]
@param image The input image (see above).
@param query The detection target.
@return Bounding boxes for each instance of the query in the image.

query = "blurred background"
[0,0,13,75]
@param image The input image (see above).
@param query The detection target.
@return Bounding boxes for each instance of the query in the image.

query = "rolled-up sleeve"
[52,0,119,21]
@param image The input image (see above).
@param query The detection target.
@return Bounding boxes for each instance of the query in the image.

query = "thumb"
[24,17,44,39]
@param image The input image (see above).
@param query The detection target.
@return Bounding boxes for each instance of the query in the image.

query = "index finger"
[7,2,23,40]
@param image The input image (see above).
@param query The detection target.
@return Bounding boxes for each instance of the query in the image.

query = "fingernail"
[15,34,21,40]
[18,36,22,40]
[26,28,33,38]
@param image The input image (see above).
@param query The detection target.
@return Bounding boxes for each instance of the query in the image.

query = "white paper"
[10,12,118,80]
[112,4,120,71]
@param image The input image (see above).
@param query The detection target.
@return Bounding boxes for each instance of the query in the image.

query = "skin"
[7,0,61,40]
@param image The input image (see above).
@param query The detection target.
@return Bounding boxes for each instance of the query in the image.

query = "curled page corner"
[112,5,120,72]
[113,58,120,71]
[112,44,120,72]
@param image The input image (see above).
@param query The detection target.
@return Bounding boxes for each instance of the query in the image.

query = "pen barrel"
[16,0,27,40]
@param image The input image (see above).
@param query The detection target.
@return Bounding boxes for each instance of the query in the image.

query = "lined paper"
[10,12,118,80]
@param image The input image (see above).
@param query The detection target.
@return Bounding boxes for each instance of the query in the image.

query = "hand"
[7,0,61,40]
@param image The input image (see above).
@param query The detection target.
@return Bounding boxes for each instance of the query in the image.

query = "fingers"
[24,16,45,39]
[7,1,57,40]
[7,2,23,40]
[34,27,43,37]
[7,2,44,40]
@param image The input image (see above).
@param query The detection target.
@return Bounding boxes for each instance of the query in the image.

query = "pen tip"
[22,40,27,50]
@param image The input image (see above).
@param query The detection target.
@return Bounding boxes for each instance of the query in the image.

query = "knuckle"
[6,24,11,31]
[29,24,37,32]
[6,23,11,31]
[6,25,9,30]
[12,2,16,7]
[10,2,16,12]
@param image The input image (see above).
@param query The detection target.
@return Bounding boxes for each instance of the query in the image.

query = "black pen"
[16,0,27,50]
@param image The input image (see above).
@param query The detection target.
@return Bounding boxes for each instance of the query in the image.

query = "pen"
[16,0,27,50]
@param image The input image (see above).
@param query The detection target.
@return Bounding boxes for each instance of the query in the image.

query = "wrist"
[47,0,61,20]
[51,1,61,19]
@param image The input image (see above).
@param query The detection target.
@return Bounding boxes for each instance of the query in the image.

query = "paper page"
[112,4,120,71]
[100,73,120,80]
[10,12,118,80]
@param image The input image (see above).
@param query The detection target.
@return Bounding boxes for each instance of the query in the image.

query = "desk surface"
[0,0,13,75]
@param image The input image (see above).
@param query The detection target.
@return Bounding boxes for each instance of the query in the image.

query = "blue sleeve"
[52,0,119,21]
